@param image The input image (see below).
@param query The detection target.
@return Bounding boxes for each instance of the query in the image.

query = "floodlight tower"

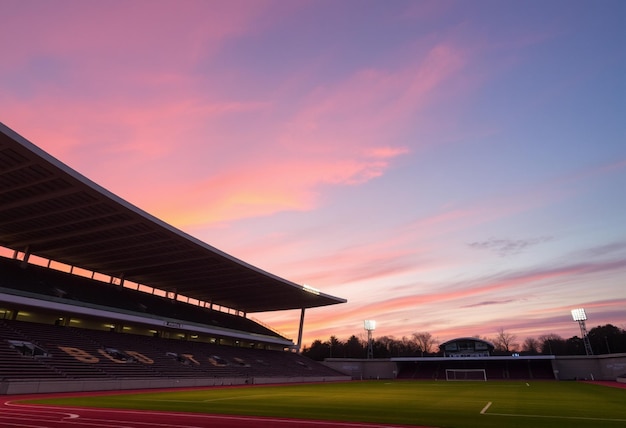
[571,308,593,355]
[364,320,376,359]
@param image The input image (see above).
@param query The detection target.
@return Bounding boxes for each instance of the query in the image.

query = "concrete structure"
[323,353,626,382]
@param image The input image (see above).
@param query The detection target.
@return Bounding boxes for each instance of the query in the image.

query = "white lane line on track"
[1,414,131,428]
[2,412,199,428]
[5,400,413,428]
[0,423,51,428]
[3,402,140,428]
[4,401,80,418]
[1,412,58,420]
[62,417,201,428]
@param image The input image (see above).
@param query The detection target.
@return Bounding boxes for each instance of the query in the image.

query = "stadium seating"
[0,319,341,381]
[0,256,346,384]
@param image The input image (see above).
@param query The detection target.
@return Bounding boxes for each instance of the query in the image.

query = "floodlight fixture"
[364,320,376,331]
[571,308,587,321]
[571,307,593,355]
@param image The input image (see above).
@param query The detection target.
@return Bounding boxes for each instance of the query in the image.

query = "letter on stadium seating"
[125,351,154,364]
[98,349,128,363]
[58,346,99,363]
[181,353,200,365]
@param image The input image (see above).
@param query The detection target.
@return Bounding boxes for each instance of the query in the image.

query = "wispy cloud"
[261,253,626,344]
[468,236,552,256]
[573,240,626,259]
[133,42,467,226]
[461,299,517,308]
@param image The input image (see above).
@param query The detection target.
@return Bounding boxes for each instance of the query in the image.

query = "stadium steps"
[1,318,344,382]
[0,320,65,380]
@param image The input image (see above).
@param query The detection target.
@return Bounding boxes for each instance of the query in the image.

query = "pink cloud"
[174,43,467,224]
[151,148,410,226]
[225,195,564,294]
[109,42,466,226]
[282,42,465,145]
[3,0,476,231]
[259,256,626,346]
[2,1,274,65]
[4,45,467,231]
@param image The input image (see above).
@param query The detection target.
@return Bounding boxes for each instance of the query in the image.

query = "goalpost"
[445,368,487,381]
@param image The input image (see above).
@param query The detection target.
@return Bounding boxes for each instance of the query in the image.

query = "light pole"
[364,320,376,359]
[571,308,593,356]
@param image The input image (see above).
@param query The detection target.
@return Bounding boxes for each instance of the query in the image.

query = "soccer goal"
[445,368,487,381]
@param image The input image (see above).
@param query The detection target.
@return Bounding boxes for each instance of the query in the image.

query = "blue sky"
[1,0,624,347]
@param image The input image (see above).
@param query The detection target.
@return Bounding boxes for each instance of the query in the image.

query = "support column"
[20,246,30,268]
[578,319,594,355]
[296,308,306,353]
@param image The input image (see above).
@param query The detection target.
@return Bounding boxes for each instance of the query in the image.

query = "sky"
[1,0,625,349]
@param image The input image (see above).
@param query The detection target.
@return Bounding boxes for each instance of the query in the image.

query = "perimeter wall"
[0,375,350,395]
[323,353,626,382]
[554,353,626,381]
[322,358,398,380]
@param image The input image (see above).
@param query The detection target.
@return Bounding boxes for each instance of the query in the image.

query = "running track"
[0,389,423,428]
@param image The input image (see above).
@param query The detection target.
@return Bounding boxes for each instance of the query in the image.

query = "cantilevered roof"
[0,123,346,313]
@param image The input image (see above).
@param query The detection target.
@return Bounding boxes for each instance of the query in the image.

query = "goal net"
[445,368,487,381]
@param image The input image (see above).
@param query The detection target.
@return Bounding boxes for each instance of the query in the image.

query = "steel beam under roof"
[0,122,346,313]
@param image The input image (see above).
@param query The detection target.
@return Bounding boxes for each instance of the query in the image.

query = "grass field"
[23,381,626,428]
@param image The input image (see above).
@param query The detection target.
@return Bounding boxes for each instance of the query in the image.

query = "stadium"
[1,122,625,427]
[0,122,350,391]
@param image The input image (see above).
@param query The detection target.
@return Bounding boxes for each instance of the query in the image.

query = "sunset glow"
[1,0,624,348]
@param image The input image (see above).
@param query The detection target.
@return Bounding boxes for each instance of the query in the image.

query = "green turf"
[22,381,626,428]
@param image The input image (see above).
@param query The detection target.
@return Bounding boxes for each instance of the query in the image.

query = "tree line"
[301,324,626,361]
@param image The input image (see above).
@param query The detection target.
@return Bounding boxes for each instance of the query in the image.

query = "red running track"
[0,390,424,428]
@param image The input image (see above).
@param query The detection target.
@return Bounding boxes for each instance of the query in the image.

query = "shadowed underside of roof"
[0,123,346,313]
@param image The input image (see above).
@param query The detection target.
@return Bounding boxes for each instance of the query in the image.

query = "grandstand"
[0,122,349,394]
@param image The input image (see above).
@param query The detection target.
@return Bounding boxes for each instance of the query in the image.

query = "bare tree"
[401,336,419,355]
[522,337,540,354]
[473,335,491,342]
[376,335,395,352]
[538,333,566,355]
[492,328,518,353]
[412,332,438,356]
